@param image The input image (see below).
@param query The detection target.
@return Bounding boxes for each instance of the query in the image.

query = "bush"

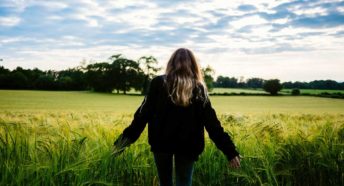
[263,79,283,95]
[291,88,300,95]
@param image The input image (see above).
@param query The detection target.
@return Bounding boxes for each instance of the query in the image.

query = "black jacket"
[117,75,239,161]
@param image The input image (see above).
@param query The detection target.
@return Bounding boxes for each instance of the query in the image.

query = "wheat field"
[0,90,343,185]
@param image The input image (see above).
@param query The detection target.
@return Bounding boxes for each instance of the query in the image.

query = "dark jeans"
[153,152,194,186]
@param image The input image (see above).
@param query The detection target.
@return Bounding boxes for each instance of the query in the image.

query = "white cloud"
[1,0,343,81]
[30,1,68,10]
[0,16,21,26]
[47,16,64,21]
[293,6,328,16]
[230,15,268,29]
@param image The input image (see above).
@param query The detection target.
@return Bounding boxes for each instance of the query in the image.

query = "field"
[280,88,344,94]
[212,88,344,95]
[0,90,343,185]
[211,88,268,94]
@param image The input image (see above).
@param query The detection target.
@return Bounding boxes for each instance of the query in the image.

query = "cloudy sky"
[0,0,343,82]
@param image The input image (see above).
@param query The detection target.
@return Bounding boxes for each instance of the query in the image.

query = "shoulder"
[155,74,166,80]
[149,74,166,89]
[151,74,166,85]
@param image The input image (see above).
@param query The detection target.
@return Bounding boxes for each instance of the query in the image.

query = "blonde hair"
[164,48,207,107]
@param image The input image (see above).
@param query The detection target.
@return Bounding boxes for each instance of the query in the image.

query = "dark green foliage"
[316,92,344,99]
[35,74,58,90]
[138,56,161,95]
[246,78,264,89]
[85,62,113,92]
[0,54,162,93]
[202,65,215,91]
[283,80,344,90]
[57,69,87,90]
[215,76,238,88]
[291,88,300,95]
[1,59,344,92]
[263,79,283,95]
[109,54,143,94]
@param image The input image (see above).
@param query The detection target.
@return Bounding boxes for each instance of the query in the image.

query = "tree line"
[0,55,343,94]
[0,54,160,94]
[209,75,344,90]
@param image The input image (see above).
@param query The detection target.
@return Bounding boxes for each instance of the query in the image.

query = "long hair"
[164,48,208,107]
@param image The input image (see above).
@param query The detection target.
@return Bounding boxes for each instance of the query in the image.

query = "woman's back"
[115,48,240,186]
[146,75,207,159]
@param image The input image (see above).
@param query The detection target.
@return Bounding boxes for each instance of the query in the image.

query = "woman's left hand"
[228,155,241,169]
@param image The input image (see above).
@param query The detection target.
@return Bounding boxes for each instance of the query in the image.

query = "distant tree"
[237,76,246,88]
[263,79,283,95]
[291,88,300,95]
[57,68,87,90]
[0,66,9,74]
[57,76,74,90]
[8,71,29,89]
[309,80,341,90]
[0,66,11,89]
[215,76,238,88]
[85,62,112,92]
[282,81,293,89]
[138,56,161,95]
[35,75,57,90]
[246,77,264,89]
[282,80,344,90]
[109,54,142,94]
[202,65,215,91]
[293,81,308,89]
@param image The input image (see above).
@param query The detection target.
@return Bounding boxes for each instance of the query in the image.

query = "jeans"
[153,152,194,186]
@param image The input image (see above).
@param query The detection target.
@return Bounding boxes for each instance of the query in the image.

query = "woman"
[114,48,240,186]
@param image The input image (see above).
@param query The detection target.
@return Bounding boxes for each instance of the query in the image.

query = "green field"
[1,90,344,114]
[0,90,343,185]
[280,88,344,94]
[211,88,268,94]
[212,87,344,95]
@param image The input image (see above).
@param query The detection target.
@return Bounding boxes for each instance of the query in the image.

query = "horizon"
[0,0,344,82]
[1,61,343,84]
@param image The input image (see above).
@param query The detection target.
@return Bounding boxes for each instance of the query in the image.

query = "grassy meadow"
[0,90,343,185]
[212,88,344,95]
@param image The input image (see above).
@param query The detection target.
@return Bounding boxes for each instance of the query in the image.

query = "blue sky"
[0,0,343,82]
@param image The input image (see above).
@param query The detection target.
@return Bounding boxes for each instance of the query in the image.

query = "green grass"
[212,87,344,95]
[0,112,343,185]
[281,88,344,94]
[0,90,343,185]
[211,88,267,94]
[1,90,344,114]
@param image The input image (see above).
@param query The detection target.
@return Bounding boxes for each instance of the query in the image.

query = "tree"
[109,54,142,94]
[246,78,264,89]
[35,75,57,90]
[237,76,246,88]
[8,71,29,89]
[85,62,113,92]
[263,79,283,95]
[202,65,215,91]
[138,56,161,95]
[0,66,10,89]
[215,76,238,88]
[291,88,300,95]
[57,68,87,90]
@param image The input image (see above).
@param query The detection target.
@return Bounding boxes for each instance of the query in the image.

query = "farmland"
[0,90,343,185]
[1,90,344,114]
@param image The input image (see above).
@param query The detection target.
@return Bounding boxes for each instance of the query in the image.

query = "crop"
[0,111,343,185]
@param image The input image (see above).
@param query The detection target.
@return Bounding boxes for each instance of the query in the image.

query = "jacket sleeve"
[120,76,159,143]
[200,86,239,161]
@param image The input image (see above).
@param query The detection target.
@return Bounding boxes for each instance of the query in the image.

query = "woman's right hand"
[228,155,241,169]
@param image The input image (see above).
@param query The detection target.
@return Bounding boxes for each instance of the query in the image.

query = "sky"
[0,0,343,82]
